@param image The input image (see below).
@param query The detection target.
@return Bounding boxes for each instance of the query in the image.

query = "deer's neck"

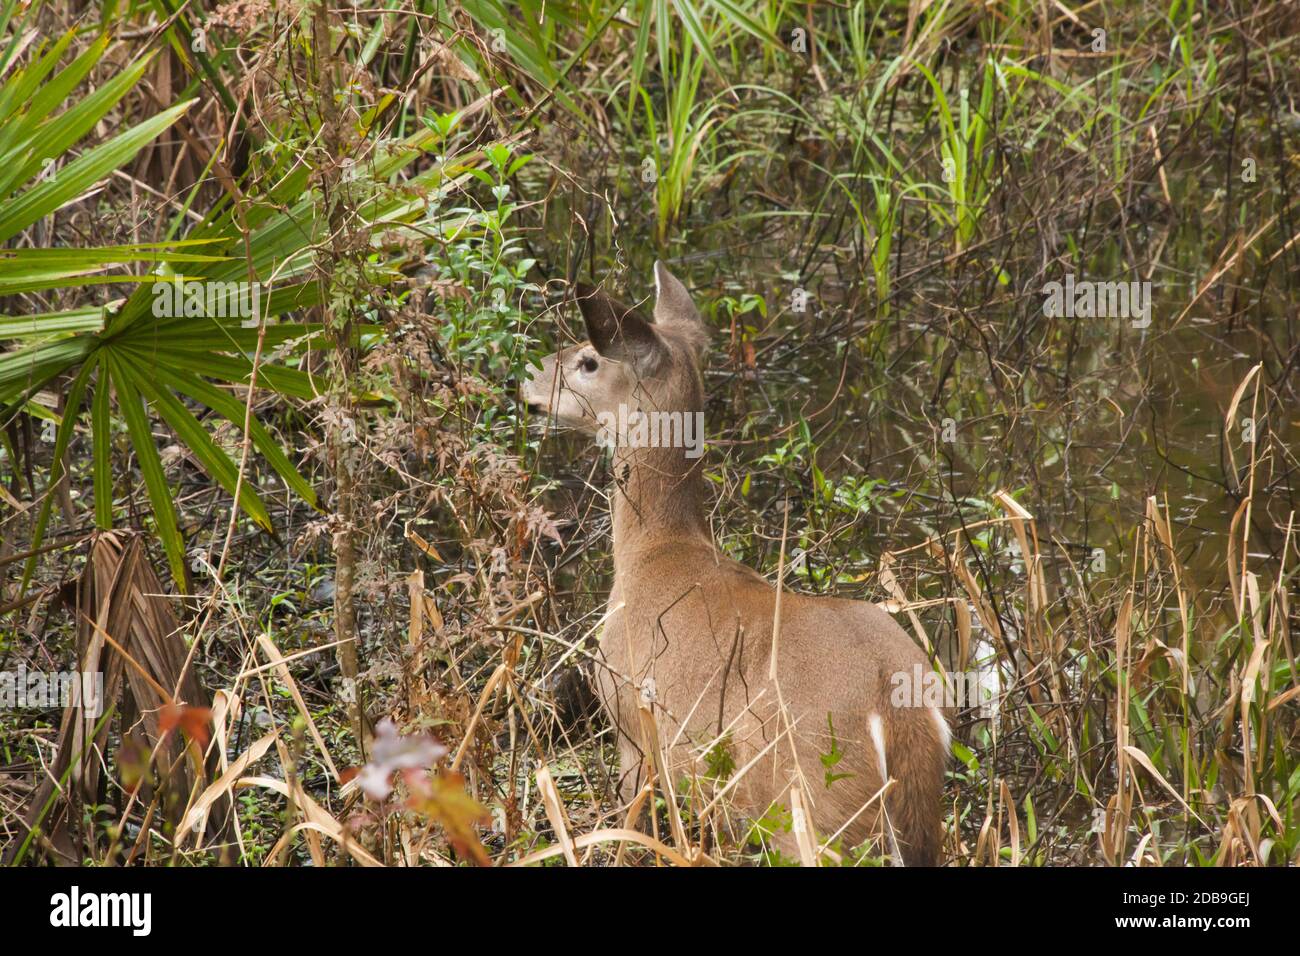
[610,443,710,562]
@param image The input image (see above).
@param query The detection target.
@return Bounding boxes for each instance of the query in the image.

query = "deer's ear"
[576,282,661,370]
[652,261,710,356]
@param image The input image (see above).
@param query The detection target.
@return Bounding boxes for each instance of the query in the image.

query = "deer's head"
[523,262,710,455]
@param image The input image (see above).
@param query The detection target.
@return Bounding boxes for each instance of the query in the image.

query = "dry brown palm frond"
[5,531,229,865]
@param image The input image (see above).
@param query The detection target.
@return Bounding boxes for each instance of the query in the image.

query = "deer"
[522,262,949,865]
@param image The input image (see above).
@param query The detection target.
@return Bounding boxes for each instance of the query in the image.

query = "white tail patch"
[869,712,904,866]
[931,707,951,754]
[868,713,889,781]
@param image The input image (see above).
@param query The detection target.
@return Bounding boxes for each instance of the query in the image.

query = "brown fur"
[523,264,948,864]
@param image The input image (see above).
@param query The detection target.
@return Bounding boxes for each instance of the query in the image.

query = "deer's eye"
[579,356,599,374]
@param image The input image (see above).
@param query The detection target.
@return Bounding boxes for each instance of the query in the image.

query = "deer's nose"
[511,377,543,413]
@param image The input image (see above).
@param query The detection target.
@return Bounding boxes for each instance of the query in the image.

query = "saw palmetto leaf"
[4,29,499,592]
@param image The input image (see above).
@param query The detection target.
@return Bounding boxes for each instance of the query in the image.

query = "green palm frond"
[1,30,496,591]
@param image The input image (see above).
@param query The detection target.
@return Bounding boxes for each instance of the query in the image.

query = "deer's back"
[595,537,947,861]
